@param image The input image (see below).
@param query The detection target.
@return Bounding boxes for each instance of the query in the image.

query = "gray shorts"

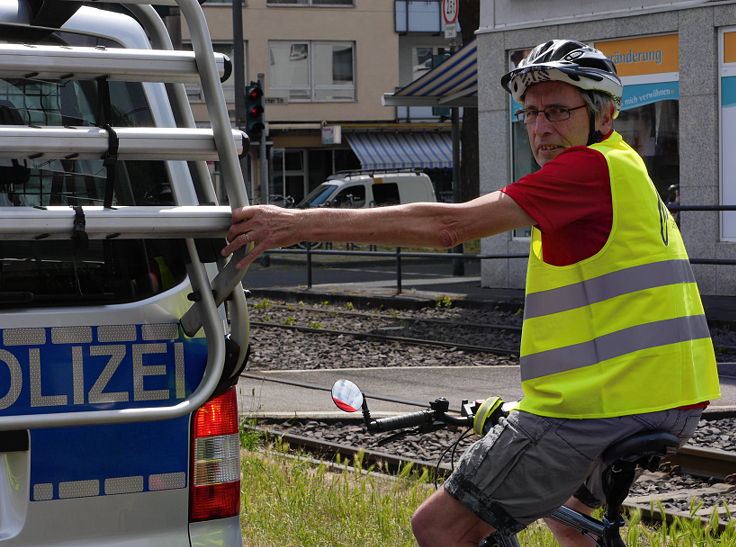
[443,407,702,535]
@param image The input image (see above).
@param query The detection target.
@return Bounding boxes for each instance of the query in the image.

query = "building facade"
[181,0,457,205]
[477,0,736,296]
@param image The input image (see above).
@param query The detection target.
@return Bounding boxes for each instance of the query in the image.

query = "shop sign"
[595,34,678,77]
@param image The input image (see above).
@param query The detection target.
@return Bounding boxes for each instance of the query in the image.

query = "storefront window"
[508,35,680,239]
[721,29,736,241]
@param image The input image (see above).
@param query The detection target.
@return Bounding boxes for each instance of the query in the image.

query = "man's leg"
[412,486,495,547]
[544,496,596,547]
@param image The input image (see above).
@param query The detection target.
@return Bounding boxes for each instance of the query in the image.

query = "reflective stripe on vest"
[520,314,710,381]
[518,131,720,418]
[524,259,695,320]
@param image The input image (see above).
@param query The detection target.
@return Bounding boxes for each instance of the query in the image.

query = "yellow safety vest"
[518,131,721,418]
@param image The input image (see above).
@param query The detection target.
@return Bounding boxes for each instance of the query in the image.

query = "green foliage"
[251,298,273,310]
[240,450,735,547]
[282,316,296,326]
[239,421,263,451]
[345,301,354,311]
[240,447,430,546]
[435,295,454,308]
[308,321,324,329]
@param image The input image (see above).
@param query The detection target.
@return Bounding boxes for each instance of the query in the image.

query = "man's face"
[523,81,591,167]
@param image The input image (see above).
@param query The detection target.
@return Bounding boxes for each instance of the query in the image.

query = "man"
[223,40,720,546]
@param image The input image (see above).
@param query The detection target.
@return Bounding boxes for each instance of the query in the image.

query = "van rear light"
[190,386,241,522]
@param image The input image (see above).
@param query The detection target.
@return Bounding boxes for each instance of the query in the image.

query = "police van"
[0,0,249,544]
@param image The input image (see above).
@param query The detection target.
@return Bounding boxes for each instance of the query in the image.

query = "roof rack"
[328,167,425,179]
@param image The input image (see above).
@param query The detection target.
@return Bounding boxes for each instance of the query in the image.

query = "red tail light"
[189,386,240,522]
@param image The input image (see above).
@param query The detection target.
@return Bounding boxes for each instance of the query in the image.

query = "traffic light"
[245,82,265,141]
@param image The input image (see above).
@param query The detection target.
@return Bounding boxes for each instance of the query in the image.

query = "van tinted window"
[0,28,187,309]
[372,182,400,206]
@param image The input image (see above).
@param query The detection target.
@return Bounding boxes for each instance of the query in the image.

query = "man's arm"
[222,190,533,269]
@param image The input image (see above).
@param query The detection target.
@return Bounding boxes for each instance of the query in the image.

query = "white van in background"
[297,169,437,209]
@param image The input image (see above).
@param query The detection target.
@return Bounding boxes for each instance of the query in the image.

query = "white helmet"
[501,40,623,116]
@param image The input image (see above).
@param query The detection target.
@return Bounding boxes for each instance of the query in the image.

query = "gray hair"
[582,90,615,120]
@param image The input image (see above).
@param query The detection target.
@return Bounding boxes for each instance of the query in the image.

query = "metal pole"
[258,72,268,205]
[307,244,313,289]
[395,247,402,294]
[232,0,249,205]
[232,0,245,132]
[451,105,464,276]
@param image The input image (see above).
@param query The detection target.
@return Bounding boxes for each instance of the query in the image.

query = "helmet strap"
[587,112,603,145]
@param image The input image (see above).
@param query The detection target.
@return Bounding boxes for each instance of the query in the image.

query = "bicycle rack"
[0,0,251,429]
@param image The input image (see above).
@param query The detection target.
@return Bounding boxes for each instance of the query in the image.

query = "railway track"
[249,320,519,355]
[248,297,736,359]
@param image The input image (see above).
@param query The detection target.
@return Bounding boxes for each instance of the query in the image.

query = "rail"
[260,203,736,293]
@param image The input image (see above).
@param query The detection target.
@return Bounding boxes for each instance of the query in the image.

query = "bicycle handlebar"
[367,409,473,433]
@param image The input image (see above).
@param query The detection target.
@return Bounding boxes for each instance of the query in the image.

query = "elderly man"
[223,40,720,546]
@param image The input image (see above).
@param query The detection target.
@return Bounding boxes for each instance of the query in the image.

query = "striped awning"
[382,40,477,108]
[347,132,453,170]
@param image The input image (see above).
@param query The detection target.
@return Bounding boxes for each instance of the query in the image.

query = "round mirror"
[331,379,364,413]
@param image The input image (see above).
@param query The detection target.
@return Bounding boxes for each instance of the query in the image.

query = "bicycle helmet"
[501,40,623,117]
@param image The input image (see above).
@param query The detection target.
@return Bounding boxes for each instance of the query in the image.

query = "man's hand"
[222,205,304,269]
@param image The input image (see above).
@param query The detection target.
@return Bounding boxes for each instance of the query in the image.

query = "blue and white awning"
[383,40,477,108]
[347,132,452,170]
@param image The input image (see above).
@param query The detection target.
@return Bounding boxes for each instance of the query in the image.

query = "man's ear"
[596,104,615,133]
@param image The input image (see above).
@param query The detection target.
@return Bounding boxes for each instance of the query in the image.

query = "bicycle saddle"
[602,430,679,470]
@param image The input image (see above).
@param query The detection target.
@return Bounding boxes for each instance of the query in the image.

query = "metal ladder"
[0,0,252,429]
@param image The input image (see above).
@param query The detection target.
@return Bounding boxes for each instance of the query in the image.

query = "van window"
[297,183,337,208]
[0,27,188,309]
[333,185,365,208]
[372,182,400,206]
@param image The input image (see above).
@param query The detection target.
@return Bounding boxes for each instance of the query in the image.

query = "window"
[184,42,246,104]
[269,40,355,101]
[268,0,352,5]
[271,149,307,203]
[0,27,188,308]
[395,0,441,33]
[412,46,451,81]
[333,185,365,207]
[372,183,400,206]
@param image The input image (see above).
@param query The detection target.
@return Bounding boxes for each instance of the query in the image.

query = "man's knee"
[411,487,495,547]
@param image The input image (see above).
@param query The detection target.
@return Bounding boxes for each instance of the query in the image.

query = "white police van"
[0,0,249,544]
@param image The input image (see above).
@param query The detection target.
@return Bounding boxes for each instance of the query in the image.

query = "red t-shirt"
[502,142,710,410]
[500,145,612,266]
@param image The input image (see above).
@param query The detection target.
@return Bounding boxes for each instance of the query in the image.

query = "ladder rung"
[0,206,232,240]
[0,44,229,83]
[0,126,246,161]
[59,0,181,6]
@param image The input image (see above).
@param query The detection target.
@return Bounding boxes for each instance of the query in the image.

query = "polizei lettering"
[0,324,200,414]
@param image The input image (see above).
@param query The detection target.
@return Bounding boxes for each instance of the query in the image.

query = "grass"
[239,436,735,546]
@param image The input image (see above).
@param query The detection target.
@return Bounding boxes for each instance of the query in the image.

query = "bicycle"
[329,379,680,547]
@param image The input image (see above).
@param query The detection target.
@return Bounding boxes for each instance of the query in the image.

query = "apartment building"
[181,0,457,205]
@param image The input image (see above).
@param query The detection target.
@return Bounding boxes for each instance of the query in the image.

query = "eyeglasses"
[514,104,587,124]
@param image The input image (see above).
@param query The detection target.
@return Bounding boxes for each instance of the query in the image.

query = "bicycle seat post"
[599,431,679,546]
